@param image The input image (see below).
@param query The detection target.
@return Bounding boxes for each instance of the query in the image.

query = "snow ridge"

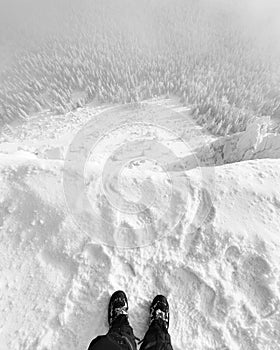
[1,153,280,349]
[1,102,280,350]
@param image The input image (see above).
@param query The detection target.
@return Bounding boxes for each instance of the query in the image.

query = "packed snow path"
[1,101,280,350]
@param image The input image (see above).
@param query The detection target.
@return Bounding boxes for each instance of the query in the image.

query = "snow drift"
[170,117,280,172]
[1,152,280,350]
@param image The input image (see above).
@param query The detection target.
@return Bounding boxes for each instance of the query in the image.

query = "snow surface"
[170,116,280,171]
[1,100,280,350]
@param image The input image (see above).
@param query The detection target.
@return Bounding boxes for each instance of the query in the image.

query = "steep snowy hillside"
[169,116,280,172]
[1,154,280,350]
[1,101,280,350]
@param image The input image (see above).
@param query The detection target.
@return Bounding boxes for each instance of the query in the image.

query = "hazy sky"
[0,0,279,54]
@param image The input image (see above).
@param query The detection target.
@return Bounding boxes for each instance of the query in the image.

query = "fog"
[0,0,280,129]
[0,0,279,50]
[1,2,280,349]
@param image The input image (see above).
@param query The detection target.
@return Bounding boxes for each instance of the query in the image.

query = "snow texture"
[170,116,280,171]
[1,100,280,350]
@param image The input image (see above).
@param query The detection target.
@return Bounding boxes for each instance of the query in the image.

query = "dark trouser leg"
[88,315,137,350]
[139,319,173,350]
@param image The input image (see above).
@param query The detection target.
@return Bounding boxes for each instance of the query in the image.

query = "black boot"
[150,295,170,330]
[108,290,129,327]
[107,291,137,350]
[139,295,173,350]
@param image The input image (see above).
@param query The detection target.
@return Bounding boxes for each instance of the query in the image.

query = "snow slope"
[170,116,280,171]
[1,101,280,350]
[1,154,280,350]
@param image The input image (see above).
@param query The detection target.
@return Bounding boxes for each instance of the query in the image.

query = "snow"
[1,100,280,350]
[174,116,280,170]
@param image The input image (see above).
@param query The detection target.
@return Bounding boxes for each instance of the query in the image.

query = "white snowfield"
[169,116,280,171]
[0,100,280,350]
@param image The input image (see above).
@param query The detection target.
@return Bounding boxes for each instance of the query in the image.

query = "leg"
[139,319,173,350]
[140,296,173,350]
[87,291,137,350]
[88,335,119,350]
[107,314,137,350]
[88,315,137,350]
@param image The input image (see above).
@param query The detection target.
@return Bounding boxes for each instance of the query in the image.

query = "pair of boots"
[88,291,173,350]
